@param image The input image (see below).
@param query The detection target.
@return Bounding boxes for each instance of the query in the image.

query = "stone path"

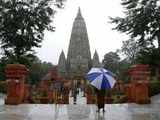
[69,91,86,104]
[0,93,160,120]
[0,103,160,120]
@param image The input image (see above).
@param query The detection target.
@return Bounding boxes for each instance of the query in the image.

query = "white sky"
[35,0,127,65]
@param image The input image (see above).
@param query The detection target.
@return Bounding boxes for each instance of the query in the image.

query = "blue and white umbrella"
[86,68,116,90]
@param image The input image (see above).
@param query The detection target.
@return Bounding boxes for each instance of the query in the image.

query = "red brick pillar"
[23,84,30,103]
[127,64,150,104]
[5,64,28,105]
[125,83,137,102]
[63,87,69,104]
[86,86,95,104]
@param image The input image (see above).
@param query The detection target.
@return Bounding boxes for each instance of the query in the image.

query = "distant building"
[58,8,101,79]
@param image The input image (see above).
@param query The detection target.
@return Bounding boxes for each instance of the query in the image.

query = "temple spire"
[76,7,83,19]
[92,50,101,67]
[67,8,91,78]
[58,50,66,78]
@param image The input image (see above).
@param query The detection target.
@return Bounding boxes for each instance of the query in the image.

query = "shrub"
[149,80,160,97]
[0,81,6,93]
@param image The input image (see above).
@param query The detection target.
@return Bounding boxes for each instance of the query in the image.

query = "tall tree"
[102,51,120,75]
[110,0,160,79]
[102,51,131,82]
[0,0,64,64]
[110,0,160,48]
[28,57,54,84]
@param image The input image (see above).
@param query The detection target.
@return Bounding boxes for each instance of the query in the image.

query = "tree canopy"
[110,0,160,79]
[102,51,131,82]
[102,51,120,75]
[110,0,160,48]
[0,0,64,64]
[27,57,54,84]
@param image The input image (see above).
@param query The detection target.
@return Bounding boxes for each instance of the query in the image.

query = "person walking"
[73,88,78,104]
[96,89,105,112]
[86,68,116,112]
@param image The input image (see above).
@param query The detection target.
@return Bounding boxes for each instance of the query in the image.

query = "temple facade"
[58,8,101,79]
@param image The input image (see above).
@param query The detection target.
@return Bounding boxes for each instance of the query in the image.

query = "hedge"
[149,80,160,97]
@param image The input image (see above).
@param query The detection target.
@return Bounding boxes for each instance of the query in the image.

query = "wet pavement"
[0,93,160,120]
[0,103,160,120]
[151,94,160,104]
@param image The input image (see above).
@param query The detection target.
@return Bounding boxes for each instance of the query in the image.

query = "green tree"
[0,0,64,64]
[110,0,160,79]
[102,51,131,82]
[110,0,160,48]
[102,51,120,75]
[27,57,54,84]
[118,59,131,83]
[0,57,6,81]
[136,48,160,78]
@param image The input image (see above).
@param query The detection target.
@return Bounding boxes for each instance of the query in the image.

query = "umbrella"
[86,68,116,90]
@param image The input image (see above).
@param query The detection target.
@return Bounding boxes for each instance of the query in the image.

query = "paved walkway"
[0,93,160,120]
[69,91,86,104]
[0,103,160,120]
[151,94,160,104]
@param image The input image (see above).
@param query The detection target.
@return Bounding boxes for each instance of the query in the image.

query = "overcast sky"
[35,0,128,65]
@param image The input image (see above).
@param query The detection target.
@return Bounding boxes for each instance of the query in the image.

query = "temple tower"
[66,8,91,78]
[58,50,66,78]
[57,8,101,80]
[92,50,101,67]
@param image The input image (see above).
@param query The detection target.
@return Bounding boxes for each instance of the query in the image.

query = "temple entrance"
[4,64,151,105]
[70,78,86,104]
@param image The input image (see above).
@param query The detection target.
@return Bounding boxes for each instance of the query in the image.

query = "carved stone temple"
[58,8,101,79]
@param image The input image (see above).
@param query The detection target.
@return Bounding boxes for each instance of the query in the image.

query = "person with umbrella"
[86,68,116,112]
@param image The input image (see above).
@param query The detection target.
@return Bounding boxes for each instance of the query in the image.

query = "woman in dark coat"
[96,89,105,112]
